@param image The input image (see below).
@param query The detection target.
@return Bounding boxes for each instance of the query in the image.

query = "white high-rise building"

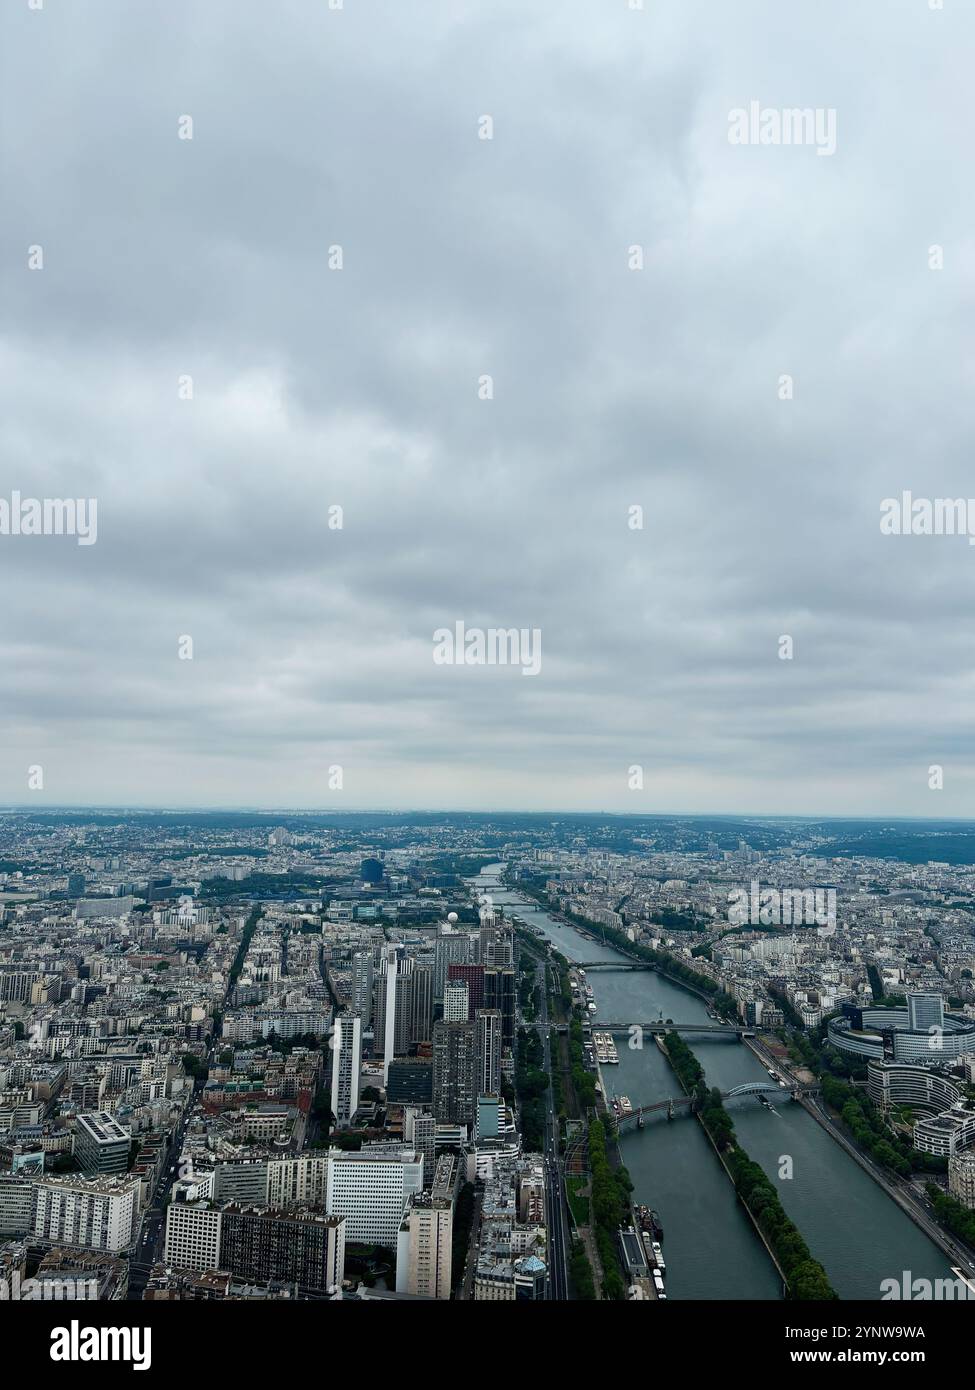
[443,979,470,1023]
[164,1201,223,1271]
[381,945,400,1082]
[330,1013,362,1128]
[396,1194,453,1299]
[34,1175,138,1253]
[325,1147,424,1245]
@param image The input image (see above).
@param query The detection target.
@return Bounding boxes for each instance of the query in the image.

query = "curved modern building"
[827,993,975,1064]
[867,1060,962,1114]
[867,1060,975,1158]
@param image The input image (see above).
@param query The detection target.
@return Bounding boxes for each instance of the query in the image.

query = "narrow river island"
[471,865,954,1300]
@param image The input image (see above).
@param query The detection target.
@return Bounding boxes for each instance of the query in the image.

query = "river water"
[471,866,952,1300]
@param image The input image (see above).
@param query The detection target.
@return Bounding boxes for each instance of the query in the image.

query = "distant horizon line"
[3,804,975,825]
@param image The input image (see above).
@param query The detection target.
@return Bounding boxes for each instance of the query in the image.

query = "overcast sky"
[2,0,974,815]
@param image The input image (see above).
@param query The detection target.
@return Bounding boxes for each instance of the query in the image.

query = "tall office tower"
[483,966,516,1048]
[396,1195,453,1299]
[375,945,411,1081]
[330,1013,362,1129]
[34,1175,138,1253]
[478,919,501,965]
[381,944,400,1073]
[907,992,944,1034]
[372,967,387,1063]
[484,927,514,967]
[432,1020,477,1127]
[434,927,471,1001]
[393,956,417,1054]
[478,905,513,962]
[408,962,434,1046]
[443,979,470,1023]
[219,1207,346,1293]
[351,950,374,1028]
[448,963,484,1013]
[475,1008,502,1097]
[74,1112,131,1177]
[325,1148,424,1245]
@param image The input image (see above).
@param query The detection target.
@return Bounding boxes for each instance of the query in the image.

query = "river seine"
[471,866,952,1300]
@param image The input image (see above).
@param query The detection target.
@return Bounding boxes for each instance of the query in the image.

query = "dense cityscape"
[5,0,971,1369]
[2,809,975,1313]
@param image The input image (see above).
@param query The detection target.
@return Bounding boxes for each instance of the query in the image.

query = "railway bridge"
[612,1080,820,1128]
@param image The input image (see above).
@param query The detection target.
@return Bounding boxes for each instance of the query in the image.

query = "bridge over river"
[571,960,658,970]
[592,1019,752,1038]
[612,1080,821,1128]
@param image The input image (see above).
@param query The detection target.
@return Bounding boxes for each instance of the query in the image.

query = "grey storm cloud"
[1,0,974,812]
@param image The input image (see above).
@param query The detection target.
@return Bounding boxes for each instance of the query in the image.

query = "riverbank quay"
[744,1030,975,1271]
[799,1094,975,1272]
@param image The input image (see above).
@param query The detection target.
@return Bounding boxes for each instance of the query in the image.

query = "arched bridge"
[571,961,657,971]
[725,1081,807,1099]
[592,1020,750,1037]
[613,1080,820,1128]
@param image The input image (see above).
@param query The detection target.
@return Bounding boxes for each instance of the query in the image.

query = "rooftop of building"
[75,1111,130,1141]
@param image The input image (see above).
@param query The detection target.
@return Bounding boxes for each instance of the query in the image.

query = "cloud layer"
[2,0,974,813]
